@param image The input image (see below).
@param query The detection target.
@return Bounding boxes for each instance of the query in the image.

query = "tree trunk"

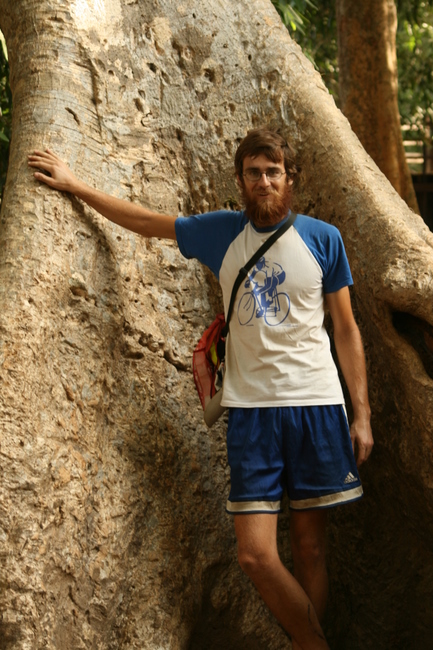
[337,0,420,213]
[0,1,433,649]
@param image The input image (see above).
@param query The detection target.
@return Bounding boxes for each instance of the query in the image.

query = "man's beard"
[241,182,292,228]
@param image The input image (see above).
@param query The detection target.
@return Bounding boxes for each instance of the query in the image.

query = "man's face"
[238,153,293,227]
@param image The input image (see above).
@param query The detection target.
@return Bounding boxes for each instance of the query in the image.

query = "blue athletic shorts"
[226,405,363,514]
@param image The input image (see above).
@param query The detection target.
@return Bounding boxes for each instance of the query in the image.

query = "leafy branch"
[0,30,11,203]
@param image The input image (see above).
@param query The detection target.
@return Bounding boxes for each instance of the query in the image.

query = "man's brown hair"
[234,127,299,179]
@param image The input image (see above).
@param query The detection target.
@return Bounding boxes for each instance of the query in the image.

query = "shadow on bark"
[0,623,21,650]
[392,311,433,378]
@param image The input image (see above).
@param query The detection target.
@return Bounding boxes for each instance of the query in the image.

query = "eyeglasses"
[242,169,287,182]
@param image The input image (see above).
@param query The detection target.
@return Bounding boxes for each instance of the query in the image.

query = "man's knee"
[237,545,278,581]
[291,531,326,570]
[290,510,328,571]
[234,513,280,582]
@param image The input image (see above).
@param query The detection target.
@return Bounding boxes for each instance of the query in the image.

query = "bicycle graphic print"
[237,256,291,327]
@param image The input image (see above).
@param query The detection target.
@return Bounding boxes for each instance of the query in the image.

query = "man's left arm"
[326,286,373,466]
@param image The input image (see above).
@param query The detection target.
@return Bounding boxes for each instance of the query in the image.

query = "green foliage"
[272,0,338,96]
[397,0,427,23]
[274,0,433,145]
[397,6,433,141]
[0,30,11,202]
[271,0,318,33]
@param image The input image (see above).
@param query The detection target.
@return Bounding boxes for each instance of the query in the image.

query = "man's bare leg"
[290,509,329,650]
[234,514,329,650]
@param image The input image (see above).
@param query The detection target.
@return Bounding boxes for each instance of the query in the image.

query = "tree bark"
[0,1,433,649]
[337,0,420,213]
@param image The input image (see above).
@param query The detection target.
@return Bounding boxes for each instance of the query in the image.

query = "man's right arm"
[28,149,177,240]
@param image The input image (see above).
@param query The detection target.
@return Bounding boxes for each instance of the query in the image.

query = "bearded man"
[29,127,373,650]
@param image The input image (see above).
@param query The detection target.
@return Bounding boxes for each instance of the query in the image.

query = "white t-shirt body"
[175,211,352,408]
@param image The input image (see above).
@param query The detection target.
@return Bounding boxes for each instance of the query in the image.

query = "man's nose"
[257,172,271,187]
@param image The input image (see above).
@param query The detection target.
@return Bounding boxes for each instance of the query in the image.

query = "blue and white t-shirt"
[175,210,353,408]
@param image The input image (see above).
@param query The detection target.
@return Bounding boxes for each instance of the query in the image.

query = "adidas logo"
[344,472,357,484]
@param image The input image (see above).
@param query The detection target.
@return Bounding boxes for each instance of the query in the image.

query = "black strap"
[222,212,297,337]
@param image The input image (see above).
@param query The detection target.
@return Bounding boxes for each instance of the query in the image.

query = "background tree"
[336,0,419,211]
[1,1,433,649]
[275,0,433,210]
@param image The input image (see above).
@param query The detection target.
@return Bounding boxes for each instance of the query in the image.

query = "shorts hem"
[222,400,346,408]
[289,485,363,511]
[226,499,281,515]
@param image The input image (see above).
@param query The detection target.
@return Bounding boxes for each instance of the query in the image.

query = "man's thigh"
[226,408,285,515]
[226,405,362,515]
[234,513,279,558]
[290,509,328,552]
[285,405,363,510]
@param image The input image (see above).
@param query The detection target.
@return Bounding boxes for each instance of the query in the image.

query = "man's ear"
[236,174,243,188]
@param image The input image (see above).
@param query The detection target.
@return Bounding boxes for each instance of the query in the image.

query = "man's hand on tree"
[28,149,79,193]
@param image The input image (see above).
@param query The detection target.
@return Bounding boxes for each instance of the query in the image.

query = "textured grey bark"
[0,1,433,649]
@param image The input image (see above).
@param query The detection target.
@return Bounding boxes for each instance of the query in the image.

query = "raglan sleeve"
[322,226,353,294]
[175,210,245,279]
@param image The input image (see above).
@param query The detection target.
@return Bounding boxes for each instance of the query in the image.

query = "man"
[28,128,373,650]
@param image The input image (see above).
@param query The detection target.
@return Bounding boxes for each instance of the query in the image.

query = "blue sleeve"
[175,210,248,279]
[294,215,353,293]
